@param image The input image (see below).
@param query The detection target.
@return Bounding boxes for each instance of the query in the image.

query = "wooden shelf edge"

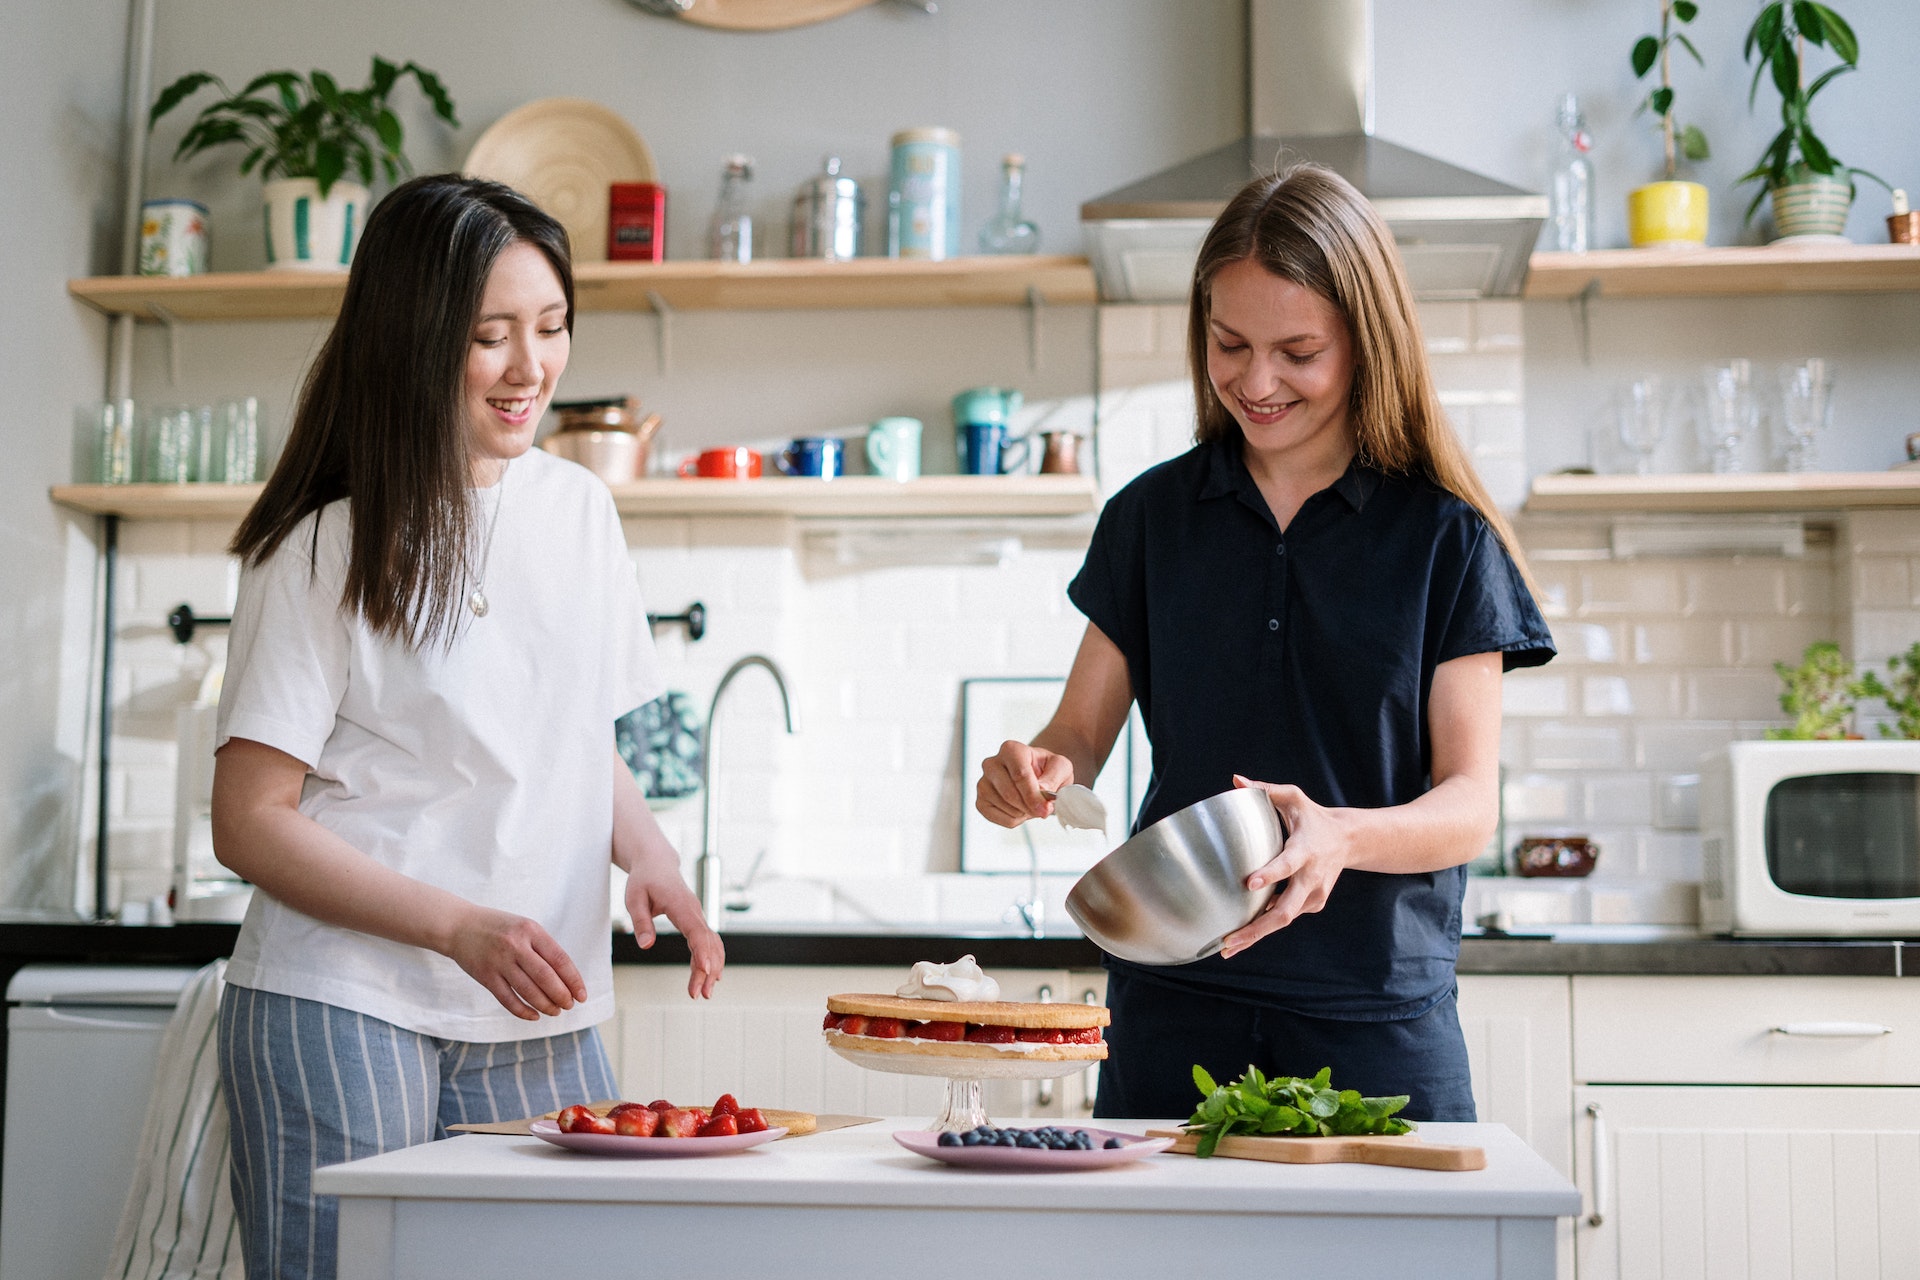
[51,476,1101,522]
[68,256,1098,320]
[1524,471,1920,513]
[1525,243,1920,300]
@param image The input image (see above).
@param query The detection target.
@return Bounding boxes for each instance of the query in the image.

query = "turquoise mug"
[866,417,922,481]
[951,386,1023,432]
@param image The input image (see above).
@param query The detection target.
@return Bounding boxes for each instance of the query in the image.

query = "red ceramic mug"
[678,447,762,479]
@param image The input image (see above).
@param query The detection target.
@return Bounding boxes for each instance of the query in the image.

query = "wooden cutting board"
[1145,1129,1487,1171]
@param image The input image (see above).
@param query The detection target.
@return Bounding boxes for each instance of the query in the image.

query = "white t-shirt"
[216,448,662,1041]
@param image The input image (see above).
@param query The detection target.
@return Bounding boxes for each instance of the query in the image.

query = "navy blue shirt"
[1068,438,1554,1019]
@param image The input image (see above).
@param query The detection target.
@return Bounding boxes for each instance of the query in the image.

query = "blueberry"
[960,1130,981,1145]
[938,1131,961,1147]
[1104,1137,1124,1149]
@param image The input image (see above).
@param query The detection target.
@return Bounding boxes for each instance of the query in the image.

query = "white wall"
[0,2,133,912]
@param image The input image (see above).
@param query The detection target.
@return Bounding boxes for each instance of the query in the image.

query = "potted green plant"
[149,57,458,270]
[1854,643,1920,739]
[1627,0,1712,247]
[1738,0,1889,240]
[1764,641,1864,740]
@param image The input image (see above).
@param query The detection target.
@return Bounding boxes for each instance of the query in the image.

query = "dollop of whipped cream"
[896,955,1000,1002]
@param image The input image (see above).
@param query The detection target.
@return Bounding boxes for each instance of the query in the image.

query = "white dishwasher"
[1,964,201,1280]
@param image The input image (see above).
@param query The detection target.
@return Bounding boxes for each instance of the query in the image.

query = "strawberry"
[916,1020,966,1042]
[647,1099,676,1112]
[1017,1027,1067,1044]
[696,1113,740,1138]
[606,1102,650,1119]
[837,1015,870,1036]
[555,1105,597,1134]
[613,1107,661,1137]
[710,1093,739,1117]
[576,1113,617,1135]
[1063,1026,1103,1044]
[865,1017,908,1039]
[965,1024,1017,1044]
[822,1012,843,1031]
[735,1108,769,1133]
[657,1108,704,1138]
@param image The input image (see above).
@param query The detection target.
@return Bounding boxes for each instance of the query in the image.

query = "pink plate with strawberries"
[529,1119,787,1156]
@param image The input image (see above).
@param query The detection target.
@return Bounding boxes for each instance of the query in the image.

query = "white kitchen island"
[314,1119,1579,1279]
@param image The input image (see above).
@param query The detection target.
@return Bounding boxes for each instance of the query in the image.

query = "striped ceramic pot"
[262,178,367,270]
[1769,176,1852,240]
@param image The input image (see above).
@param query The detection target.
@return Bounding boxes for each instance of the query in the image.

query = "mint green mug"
[866,416,922,481]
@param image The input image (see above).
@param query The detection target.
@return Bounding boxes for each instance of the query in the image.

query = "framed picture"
[958,677,1139,874]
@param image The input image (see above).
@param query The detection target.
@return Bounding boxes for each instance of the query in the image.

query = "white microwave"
[1701,740,1920,936]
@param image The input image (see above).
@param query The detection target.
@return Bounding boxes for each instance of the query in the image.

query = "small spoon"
[1041,784,1108,835]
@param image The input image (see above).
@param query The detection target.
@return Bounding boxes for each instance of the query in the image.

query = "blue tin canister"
[888,127,961,260]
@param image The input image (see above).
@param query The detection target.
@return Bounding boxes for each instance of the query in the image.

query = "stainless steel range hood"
[1081,0,1547,302]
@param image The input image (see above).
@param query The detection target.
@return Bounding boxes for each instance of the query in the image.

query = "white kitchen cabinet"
[609,965,1104,1121]
[1572,1085,1920,1280]
[1570,975,1920,1280]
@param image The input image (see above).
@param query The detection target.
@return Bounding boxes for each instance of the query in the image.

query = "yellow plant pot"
[1627,181,1709,248]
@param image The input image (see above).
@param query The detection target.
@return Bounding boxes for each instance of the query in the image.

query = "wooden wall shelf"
[1525,470,1920,513]
[67,256,1098,322]
[51,475,1101,522]
[1524,244,1920,300]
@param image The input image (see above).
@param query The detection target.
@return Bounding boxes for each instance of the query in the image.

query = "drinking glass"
[1776,359,1834,474]
[213,397,262,483]
[141,404,209,483]
[1699,360,1756,475]
[76,399,136,484]
[1616,378,1669,475]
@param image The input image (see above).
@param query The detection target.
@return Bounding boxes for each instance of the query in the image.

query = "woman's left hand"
[1217,774,1355,958]
[624,868,725,1000]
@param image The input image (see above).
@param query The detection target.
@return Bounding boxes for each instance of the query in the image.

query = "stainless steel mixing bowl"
[1064,787,1283,966]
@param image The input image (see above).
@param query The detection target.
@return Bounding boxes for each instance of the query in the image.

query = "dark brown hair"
[230,174,574,647]
[1186,163,1531,584]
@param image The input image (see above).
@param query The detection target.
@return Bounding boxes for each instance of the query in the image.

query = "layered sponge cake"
[823,958,1109,1062]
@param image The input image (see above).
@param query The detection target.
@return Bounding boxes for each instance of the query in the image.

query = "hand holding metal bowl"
[1065,787,1283,966]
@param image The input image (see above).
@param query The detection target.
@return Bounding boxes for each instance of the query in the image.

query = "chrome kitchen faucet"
[697,655,798,931]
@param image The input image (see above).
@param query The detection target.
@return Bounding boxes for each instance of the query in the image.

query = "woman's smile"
[1205,256,1356,471]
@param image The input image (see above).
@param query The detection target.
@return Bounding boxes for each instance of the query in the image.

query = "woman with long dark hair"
[977,164,1553,1120]
[211,174,721,1278]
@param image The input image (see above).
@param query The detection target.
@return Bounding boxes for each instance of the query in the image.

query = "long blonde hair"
[1186,163,1532,587]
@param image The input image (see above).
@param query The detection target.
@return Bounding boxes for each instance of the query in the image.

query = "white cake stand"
[826,1038,1099,1132]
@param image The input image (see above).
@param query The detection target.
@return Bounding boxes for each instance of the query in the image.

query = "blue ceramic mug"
[777,436,844,478]
[958,421,1031,475]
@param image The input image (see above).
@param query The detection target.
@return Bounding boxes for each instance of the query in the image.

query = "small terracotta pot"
[1513,835,1600,878]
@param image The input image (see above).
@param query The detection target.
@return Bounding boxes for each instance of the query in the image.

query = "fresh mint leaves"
[1183,1065,1413,1158]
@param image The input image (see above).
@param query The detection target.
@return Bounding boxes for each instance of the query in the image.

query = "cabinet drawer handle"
[1770,1022,1894,1038]
[1586,1103,1607,1229]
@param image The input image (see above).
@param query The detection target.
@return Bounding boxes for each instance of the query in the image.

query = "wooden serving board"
[1145,1129,1487,1171]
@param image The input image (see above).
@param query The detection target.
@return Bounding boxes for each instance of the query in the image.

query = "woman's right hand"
[447,905,589,1021]
[975,739,1075,829]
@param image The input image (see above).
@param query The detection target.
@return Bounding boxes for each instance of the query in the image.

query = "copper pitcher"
[1038,431,1083,475]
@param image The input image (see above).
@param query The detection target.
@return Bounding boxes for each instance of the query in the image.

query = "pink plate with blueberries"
[893,1127,1173,1171]
[530,1119,786,1156]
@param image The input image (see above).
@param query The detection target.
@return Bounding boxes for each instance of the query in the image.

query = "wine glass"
[1616,378,1669,476]
[1700,360,1756,475]
[1777,359,1834,474]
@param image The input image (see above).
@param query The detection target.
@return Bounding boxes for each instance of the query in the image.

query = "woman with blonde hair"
[977,164,1553,1119]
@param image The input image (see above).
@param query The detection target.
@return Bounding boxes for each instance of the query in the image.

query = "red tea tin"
[608,183,666,261]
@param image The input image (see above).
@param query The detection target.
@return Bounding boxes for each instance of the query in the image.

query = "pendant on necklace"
[469,591,489,618]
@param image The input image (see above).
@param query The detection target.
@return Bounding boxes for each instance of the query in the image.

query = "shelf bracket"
[151,302,183,386]
[1569,278,1599,368]
[1026,286,1045,372]
[646,289,673,374]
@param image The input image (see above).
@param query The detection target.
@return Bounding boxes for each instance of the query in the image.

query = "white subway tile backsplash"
[1418,301,1473,355]
[1152,305,1190,357]
[1551,622,1619,665]
[1683,670,1782,720]
[1852,556,1913,609]
[1851,610,1920,664]
[1584,774,1654,827]
[1581,564,1682,617]
[1472,300,1524,352]
[1502,774,1571,823]
[1681,564,1789,617]
[1633,620,1732,665]
[1582,674,1681,719]
[1734,617,1835,667]
[1097,306,1156,359]
[1502,674,1569,717]
[1528,723,1629,770]
[1634,721,1735,772]
[1848,510,1920,556]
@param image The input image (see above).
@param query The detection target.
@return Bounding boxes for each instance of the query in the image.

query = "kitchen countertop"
[0,921,1914,977]
[313,1118,1577,1280]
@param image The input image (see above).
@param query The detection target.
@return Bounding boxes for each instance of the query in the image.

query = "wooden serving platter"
[1145,1129,1487,1171]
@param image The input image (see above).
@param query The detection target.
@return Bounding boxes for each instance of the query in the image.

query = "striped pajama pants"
[216,983,617,1280]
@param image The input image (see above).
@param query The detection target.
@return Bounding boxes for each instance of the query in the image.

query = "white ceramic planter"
[1769,176,1852,241]
[263,177,367,270]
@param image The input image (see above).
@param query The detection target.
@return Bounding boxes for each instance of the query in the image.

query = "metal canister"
[790,156,864,260]
[887,127,960,260]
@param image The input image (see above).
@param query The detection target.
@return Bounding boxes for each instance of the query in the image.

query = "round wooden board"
[463,98,657,264]
[673,0,878,31]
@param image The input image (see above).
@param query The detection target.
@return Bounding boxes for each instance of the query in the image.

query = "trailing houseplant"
[149,57,458,269]
[1854,643,1920,740]
[1764,640,1864,740]
[1627,0,1711,247]
[1738,0,1889,239]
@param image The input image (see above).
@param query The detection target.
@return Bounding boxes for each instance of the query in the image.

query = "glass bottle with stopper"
[708,154,755,263]
[979,153,1040,255]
